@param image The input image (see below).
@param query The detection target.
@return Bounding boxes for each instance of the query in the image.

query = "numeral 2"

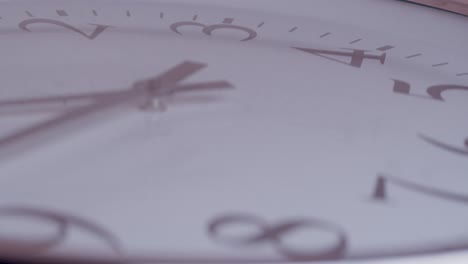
[18,18,112,40]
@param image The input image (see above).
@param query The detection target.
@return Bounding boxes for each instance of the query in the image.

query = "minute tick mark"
[92,10,98,16]
[432,62,448,67]
[192,15,198,21]
[288,27,298,33]
[405,53,422,59]
[320,32,331,38]
[56,10,68,17]
[160,12,164,19]
[223,17,234,24]
[25,11,34,17]
[376,45,394,51]
[349,38,362,44]
[456,72,468,76]
[126,10,131,17]
[257,22,265,28]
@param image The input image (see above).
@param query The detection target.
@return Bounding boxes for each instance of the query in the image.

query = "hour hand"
[133,61,233,110]
[0,91,128,116]
[135,61,233,95]
[0,91,122,107]
[0,61,233,114]
[0,61,234,159]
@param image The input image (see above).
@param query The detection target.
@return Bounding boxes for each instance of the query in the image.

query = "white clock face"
[0,0,467,263]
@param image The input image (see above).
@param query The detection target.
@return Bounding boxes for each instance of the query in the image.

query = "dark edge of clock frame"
[399,0,468,17]
[0,256,116,264]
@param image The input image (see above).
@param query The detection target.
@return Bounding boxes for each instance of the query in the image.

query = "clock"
[0,0,467,263]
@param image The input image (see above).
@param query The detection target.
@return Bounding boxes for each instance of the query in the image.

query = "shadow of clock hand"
[0,91,125,108]
[0,62,230,110]
[0,61,233,161]
[0,90,130,116]
[0,89,140,160]
[0,80,232,116]
[0,79,232,108]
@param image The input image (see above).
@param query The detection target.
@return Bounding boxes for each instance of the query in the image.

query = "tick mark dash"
[25,11,34,17]
[288,27,298,32]
[257,22,265,28]
[160,12,164,19]
[56,10,68,16]
[349,38,362,44]
[92,10,98,16]
[126,10,131,17]
[456,72,468,76]
[432,62,448,67]
[320,32,330,38]
[405,53,422,59]
[223,17,234,24]
[377,45,394,51]
[192,14,198,21]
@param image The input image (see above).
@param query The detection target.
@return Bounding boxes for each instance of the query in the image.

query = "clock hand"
[135,79,233,111]
[159,80,233,94]
[0,62,232,112]
[0,91,126,108]
[0,81,232,115]
[0,90,132,116]
[0,88,146,160]
[0,81,231,104]
[132,61,232,109]
[0,61,233,160]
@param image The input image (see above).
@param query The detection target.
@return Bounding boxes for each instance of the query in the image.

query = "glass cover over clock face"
[0,0,467,263]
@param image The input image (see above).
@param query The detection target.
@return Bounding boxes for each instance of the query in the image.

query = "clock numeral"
[392,79,468,102]
[372,174,468,205]
[18,18,112,40]
[170,17,257,41]
[0,206,122,255]
[208,213,347,261]
[292,47,386,68]
[419,134,468,157]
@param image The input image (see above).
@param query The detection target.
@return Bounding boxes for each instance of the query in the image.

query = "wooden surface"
[407,0,468,15]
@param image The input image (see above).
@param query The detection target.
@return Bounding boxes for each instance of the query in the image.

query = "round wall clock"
[0,0,467,263]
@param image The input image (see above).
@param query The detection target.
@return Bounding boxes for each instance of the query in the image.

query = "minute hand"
[0,61,233,160]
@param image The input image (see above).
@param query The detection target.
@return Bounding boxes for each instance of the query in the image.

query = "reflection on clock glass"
[0,0,467,263]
